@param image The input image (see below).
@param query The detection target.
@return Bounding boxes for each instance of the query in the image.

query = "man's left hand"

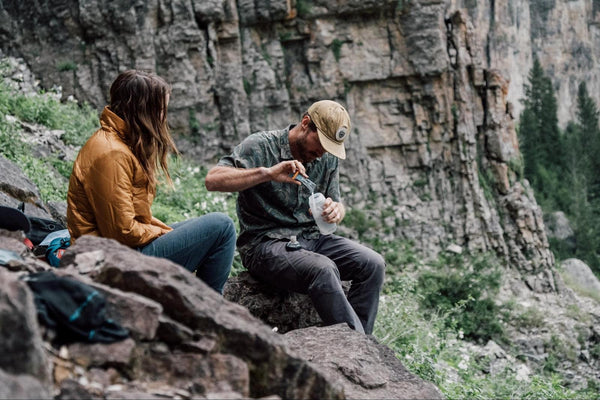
[322,198,345,224]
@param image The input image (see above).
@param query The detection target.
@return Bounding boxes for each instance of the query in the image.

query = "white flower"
[458,330,464,339]
[458,359,468,370]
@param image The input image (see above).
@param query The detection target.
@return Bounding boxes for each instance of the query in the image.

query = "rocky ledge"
[0,230,443,399]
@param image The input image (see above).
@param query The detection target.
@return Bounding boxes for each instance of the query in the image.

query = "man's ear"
[301,114,311,128]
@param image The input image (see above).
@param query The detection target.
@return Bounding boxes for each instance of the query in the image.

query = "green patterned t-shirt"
[217,125,340,256]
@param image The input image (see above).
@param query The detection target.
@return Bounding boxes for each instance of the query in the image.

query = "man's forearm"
[205,165,271,192]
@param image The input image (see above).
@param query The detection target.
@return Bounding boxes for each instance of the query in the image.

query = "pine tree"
[519,57,565,209]
[576,82,600,203]
[571,82,600,276]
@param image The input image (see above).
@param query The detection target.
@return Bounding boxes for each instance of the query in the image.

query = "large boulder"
[285,324,444,399]
[561,258,600,294]
[59,235,344,399]
[224,271,322,333]
[0,268,50,382]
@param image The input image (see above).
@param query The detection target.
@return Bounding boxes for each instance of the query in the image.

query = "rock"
[561,258,600,294]
[223,271,322,333]
[544,211,575,244]
[68,338,136,369]
[56,378,102,400]
[0,269,50,382]
[0,156,45,209]
[285,324,444,399]
[0,369,51,399]
[61,235,344,399]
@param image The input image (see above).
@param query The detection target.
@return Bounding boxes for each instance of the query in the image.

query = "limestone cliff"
[0,0,569,283]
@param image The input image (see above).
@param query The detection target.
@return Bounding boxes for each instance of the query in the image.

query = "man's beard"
[295,132,319,163]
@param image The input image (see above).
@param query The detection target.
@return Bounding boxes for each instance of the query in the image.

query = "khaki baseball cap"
[307,100,351,159]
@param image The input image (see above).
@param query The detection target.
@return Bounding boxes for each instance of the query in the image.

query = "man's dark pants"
[242,234,385,334]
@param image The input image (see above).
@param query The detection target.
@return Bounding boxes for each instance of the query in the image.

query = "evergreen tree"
[519,57,565,210]
[576,82,600,203]
[571,82,600,276]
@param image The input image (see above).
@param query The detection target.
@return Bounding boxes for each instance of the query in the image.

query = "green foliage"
[296,0,312,17]
[343,208,377,239]
[331,39,343,62]
[243,78,252,95]
[508,155,524,180]
[519,61,600,278]
[513,306,545,329]
[518,57,567,211]
[0,66,97,202]
[375,251,592,400]
[151,159,243,275]
[188,108,201,135]
[56,61,77,72]
[417,252,505,343]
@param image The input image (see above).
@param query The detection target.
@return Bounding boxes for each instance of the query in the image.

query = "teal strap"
[69,291,98,322]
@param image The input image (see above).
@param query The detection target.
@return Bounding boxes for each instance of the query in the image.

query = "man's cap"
[0,205,31,233]
[308,100,351,160]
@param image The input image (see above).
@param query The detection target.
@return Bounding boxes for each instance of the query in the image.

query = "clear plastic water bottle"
[309,193,337,235]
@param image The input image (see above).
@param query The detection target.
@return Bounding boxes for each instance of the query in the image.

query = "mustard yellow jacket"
[67,106,172,247]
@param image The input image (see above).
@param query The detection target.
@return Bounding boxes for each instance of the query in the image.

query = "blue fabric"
[139,212,236,294]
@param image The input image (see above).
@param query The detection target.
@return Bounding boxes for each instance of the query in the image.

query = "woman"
[67,70,235,293]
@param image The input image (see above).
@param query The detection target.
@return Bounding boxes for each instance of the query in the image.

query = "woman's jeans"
[139,212,236,294]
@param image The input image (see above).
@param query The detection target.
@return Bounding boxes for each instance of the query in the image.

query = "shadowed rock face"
[0,230,442,399]
[224,271,323,333]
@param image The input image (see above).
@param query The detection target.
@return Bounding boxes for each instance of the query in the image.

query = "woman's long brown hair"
[109,70,179,187]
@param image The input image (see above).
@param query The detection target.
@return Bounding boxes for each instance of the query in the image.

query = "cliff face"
[0,0,562,281]
[451,0,600,126]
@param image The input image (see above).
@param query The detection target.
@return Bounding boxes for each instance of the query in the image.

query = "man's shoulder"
[246,128,286,143]
[238,128,286,154]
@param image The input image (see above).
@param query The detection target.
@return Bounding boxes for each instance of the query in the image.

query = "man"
[205,100,385,334]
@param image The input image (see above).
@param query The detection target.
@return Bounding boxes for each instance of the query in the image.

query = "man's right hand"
[205,160,308,192]
[267,160,306,186]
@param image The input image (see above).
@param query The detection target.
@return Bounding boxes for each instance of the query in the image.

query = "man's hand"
[321,197,345,224]
[267,160,307,186]
[206,160,308,192]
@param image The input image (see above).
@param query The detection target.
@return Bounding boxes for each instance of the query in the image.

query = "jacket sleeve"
[84,150,170,247]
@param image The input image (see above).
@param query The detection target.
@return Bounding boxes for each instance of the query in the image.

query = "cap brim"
[0,206,31,233]
[317,129,346,159]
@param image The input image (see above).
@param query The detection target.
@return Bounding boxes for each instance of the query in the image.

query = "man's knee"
[358,249,385,285]
[306,259,342,293]
[371,253,385,284]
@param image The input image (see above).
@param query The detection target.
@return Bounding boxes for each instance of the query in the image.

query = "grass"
[0,63,98,201]
[372,250,598,400]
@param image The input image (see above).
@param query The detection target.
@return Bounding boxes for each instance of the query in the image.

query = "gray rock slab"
[0,269,50,382]
[61,235,345,400]
[561,258,600,293]
[285,324,445,399]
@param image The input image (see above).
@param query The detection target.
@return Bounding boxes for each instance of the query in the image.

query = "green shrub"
[343,208,376,239]
[417,252,505,343]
